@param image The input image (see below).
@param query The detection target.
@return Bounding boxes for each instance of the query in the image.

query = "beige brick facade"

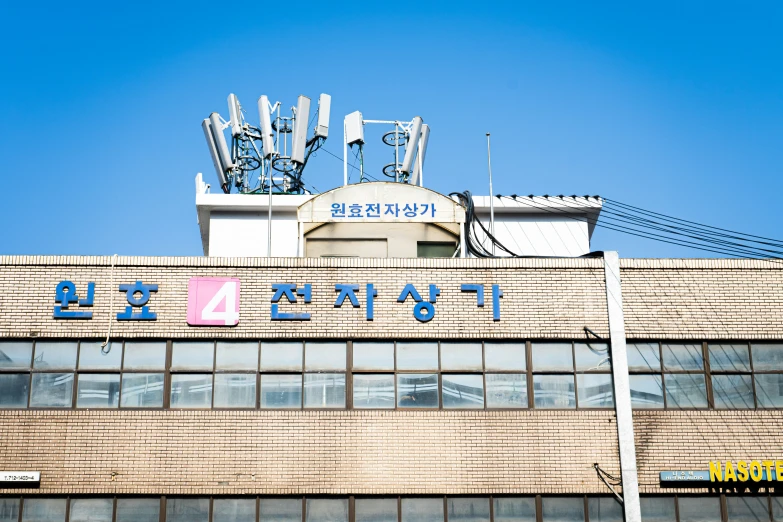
[0,256,781,497]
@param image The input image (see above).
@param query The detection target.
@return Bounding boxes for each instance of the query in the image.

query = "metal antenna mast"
[343,112,430,186]
[486,133,495,256]
[201,92,331,196]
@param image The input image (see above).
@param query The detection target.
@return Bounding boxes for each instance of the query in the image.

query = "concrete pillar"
[603,251,641,522]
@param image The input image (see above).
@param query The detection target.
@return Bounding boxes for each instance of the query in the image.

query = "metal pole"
[486,133,495,256]
[268,171,273,257]
[603,251,641,522]
[343,120,348,186]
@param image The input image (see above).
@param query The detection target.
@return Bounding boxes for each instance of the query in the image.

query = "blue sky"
[1,1,780,257]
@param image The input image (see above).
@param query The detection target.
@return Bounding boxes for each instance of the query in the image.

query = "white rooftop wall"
[195,175,601,258]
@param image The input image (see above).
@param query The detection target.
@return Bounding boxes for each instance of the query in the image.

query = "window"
[4,339,783,411]
[11,495,775,522]
[417,241,458,258]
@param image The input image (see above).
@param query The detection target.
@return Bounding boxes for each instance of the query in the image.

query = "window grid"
[1,494,777,522]
[4,339,783,410]
[627,341,783,410]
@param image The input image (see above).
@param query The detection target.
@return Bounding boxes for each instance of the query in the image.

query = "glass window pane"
[69,498,112,522]
[397,342,438,370]
[448,497,489,522]
[533,375,575,409]
[214,373,256,408]
[116,498,159,522]
[630,375,664,409]
[664,374,708,408]
[166,498,209,522]
[260,499,302,522]
[712,374,754,409]
[261,342,303,371]
[627,343,661,371]
[443,374,484,409]
[677,497,721,522]
[397,373,439,408]
[123,341,166,370]
[726,497,770,522]
[541,497,584,522]
[213,498,256,522]
[260,374,302,408]
[772,497,783,522]
[640,497,675,522]
[401,498,444,522]
[120,373,164,407]
[305,342,347,371]
[484,342,526,371]
[304,373,345,408]
[588,497,622,522]
[486,374,527,408]
[494,497,536,522]
[353,342,395,370]
[662,343,703,371]
[356,498,398,522]
[441,342,483,370]
[0,341,33,369]
[0,498,20,522]
[306,498,348,522]
[171,341,214,370]
[30,373,73,407]
[532,343,573,371]
[755,374,783,408]
[33,341,77,369]
[751,344,783,370]
[170,374,212,408]
[353,374,395,409]
[577,374,614,407]
[78,341,121,369]
[708,344,750,372]
[216,341,259,370]
[76,373,120,408]
[0,373,29,408]
[574,342,611,371]
[21,498,67,521]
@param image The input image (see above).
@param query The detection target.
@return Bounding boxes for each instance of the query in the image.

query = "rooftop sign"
[297,182,465,224]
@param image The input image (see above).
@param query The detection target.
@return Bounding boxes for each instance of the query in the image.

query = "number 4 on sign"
[187,277,241,326]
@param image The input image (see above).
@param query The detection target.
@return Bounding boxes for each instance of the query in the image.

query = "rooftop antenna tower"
[202,92,331,195]
[343,112,430,186]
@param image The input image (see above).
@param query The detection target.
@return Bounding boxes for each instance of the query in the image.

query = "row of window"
[1,340,782,410]
[0,495,780,522]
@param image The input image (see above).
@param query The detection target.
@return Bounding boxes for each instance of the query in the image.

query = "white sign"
[0,471,40,483]
[298,182,465,224]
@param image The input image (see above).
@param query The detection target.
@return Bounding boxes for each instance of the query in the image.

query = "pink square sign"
[187,277,240,326]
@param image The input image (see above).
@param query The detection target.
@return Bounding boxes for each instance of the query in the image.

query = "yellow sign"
[709,460,783,482]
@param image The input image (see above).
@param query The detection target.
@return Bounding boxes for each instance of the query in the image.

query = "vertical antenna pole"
[394,125,399,183]
[268,172,273,257]
[343,120,348,186]
[486,133,495,256]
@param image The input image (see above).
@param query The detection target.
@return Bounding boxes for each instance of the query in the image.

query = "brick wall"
[0,256,781,497]
[0,410,618,495]
[634,410,783,494]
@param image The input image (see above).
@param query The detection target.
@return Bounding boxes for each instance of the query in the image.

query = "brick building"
[0,182,781,522]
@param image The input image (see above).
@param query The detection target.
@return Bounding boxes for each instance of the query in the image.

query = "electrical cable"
[498,195,783,262]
